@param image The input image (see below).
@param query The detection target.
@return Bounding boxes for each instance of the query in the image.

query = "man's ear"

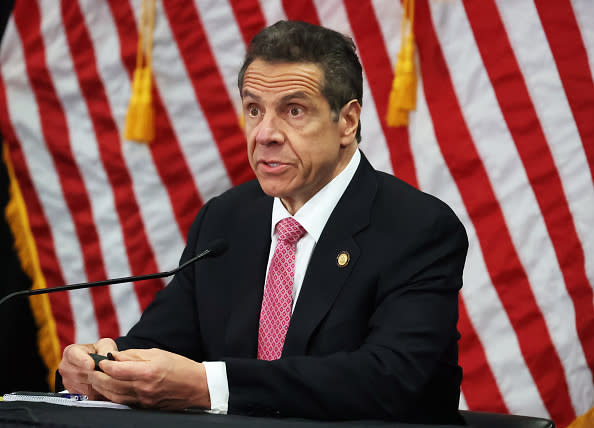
[338,100,361,146]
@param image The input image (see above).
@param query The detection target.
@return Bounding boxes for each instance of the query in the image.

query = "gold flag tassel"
[386,0,417,127]
[238,108,245,131]
[124,0,156,143]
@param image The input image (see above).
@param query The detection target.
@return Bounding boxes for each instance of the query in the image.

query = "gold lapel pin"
[336,251,350,267]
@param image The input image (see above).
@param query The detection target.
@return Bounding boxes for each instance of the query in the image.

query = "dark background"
[0,0,49,394]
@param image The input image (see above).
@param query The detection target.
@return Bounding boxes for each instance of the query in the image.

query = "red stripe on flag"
[162,1,254,187]
[465,0,594,382]
[281,0,320,25]
[535,0,594,184]
[13,1,120,339]
[344,0,418,188]
[0,74,75,349]
[415,1,576,424]
[107,0,203,239]
[229,0,266,46]
[61,2,165,311]
[458,297,508,413]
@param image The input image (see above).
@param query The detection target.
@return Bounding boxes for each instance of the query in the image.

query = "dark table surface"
[0,401,461,428]
[0,401,556,428]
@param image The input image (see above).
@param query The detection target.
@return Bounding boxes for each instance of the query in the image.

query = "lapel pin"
[336,251,350,267]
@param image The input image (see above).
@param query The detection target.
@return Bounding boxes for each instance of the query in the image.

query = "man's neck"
[280,145,358,215]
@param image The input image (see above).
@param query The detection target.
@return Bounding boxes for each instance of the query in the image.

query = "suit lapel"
[283,154,378,356]
[224,189,273,358]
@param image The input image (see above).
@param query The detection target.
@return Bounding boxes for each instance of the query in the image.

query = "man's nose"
[255,113,283,145]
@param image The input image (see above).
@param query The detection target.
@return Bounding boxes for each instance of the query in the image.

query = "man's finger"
[98,359,151,382]
[88,371,138,405]
[63,344,96,370]
[94,338,118,355]
[114,349,150,361]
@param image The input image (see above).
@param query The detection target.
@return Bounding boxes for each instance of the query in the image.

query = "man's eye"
[289,106,303,117]
[247,106,259,117]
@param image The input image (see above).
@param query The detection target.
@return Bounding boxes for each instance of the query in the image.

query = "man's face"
[241,60,359,214]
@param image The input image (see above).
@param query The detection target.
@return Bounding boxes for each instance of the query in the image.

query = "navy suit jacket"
[116,153,468,423]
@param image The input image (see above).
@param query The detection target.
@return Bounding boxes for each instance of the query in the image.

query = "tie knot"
[276,217,306,244]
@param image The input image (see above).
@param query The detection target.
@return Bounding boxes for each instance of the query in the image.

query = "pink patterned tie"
[257,217,306,360]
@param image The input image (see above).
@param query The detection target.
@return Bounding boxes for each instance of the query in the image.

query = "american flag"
[0,1,592,426]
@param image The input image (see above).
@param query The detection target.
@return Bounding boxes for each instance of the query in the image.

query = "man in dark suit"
[58,21,468,423]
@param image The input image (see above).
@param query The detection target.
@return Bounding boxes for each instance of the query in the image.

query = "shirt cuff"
[202,361,229,414]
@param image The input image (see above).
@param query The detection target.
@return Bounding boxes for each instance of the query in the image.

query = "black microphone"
[0,239,228,308]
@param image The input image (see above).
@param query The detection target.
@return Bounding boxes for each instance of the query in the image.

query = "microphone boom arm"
[0,240,226,308]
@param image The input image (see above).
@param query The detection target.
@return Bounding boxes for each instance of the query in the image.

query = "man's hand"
[88,348,211,410]
[58,338,118,399]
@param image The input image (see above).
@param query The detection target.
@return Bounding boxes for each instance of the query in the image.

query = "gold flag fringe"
[2,144,61,391]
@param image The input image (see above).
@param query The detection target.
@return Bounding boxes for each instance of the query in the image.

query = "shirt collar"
[270,149,361,242]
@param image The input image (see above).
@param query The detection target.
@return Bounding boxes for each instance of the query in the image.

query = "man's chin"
[259,185,286,199]
[256,177,288,197]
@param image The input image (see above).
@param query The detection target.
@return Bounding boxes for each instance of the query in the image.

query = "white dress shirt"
[203,150,361,413]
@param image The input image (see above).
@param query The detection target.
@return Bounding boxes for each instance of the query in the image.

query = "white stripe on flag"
[370,0,403,63]
[194,0,246,113]
[0,16,99,343]
[430,0,591,413]
[410,79,550,417]
[459,393,468,411]
[155,1,233,203]
[258,0,287,25]
[76,0,144,334]
[497,0,594,296]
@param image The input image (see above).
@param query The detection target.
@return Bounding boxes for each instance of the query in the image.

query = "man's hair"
[238,20,363,142]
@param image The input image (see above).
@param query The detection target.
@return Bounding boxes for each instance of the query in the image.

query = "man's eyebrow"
[241,90,310,103]
[279,91,308,104]
[241,90,261,101]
